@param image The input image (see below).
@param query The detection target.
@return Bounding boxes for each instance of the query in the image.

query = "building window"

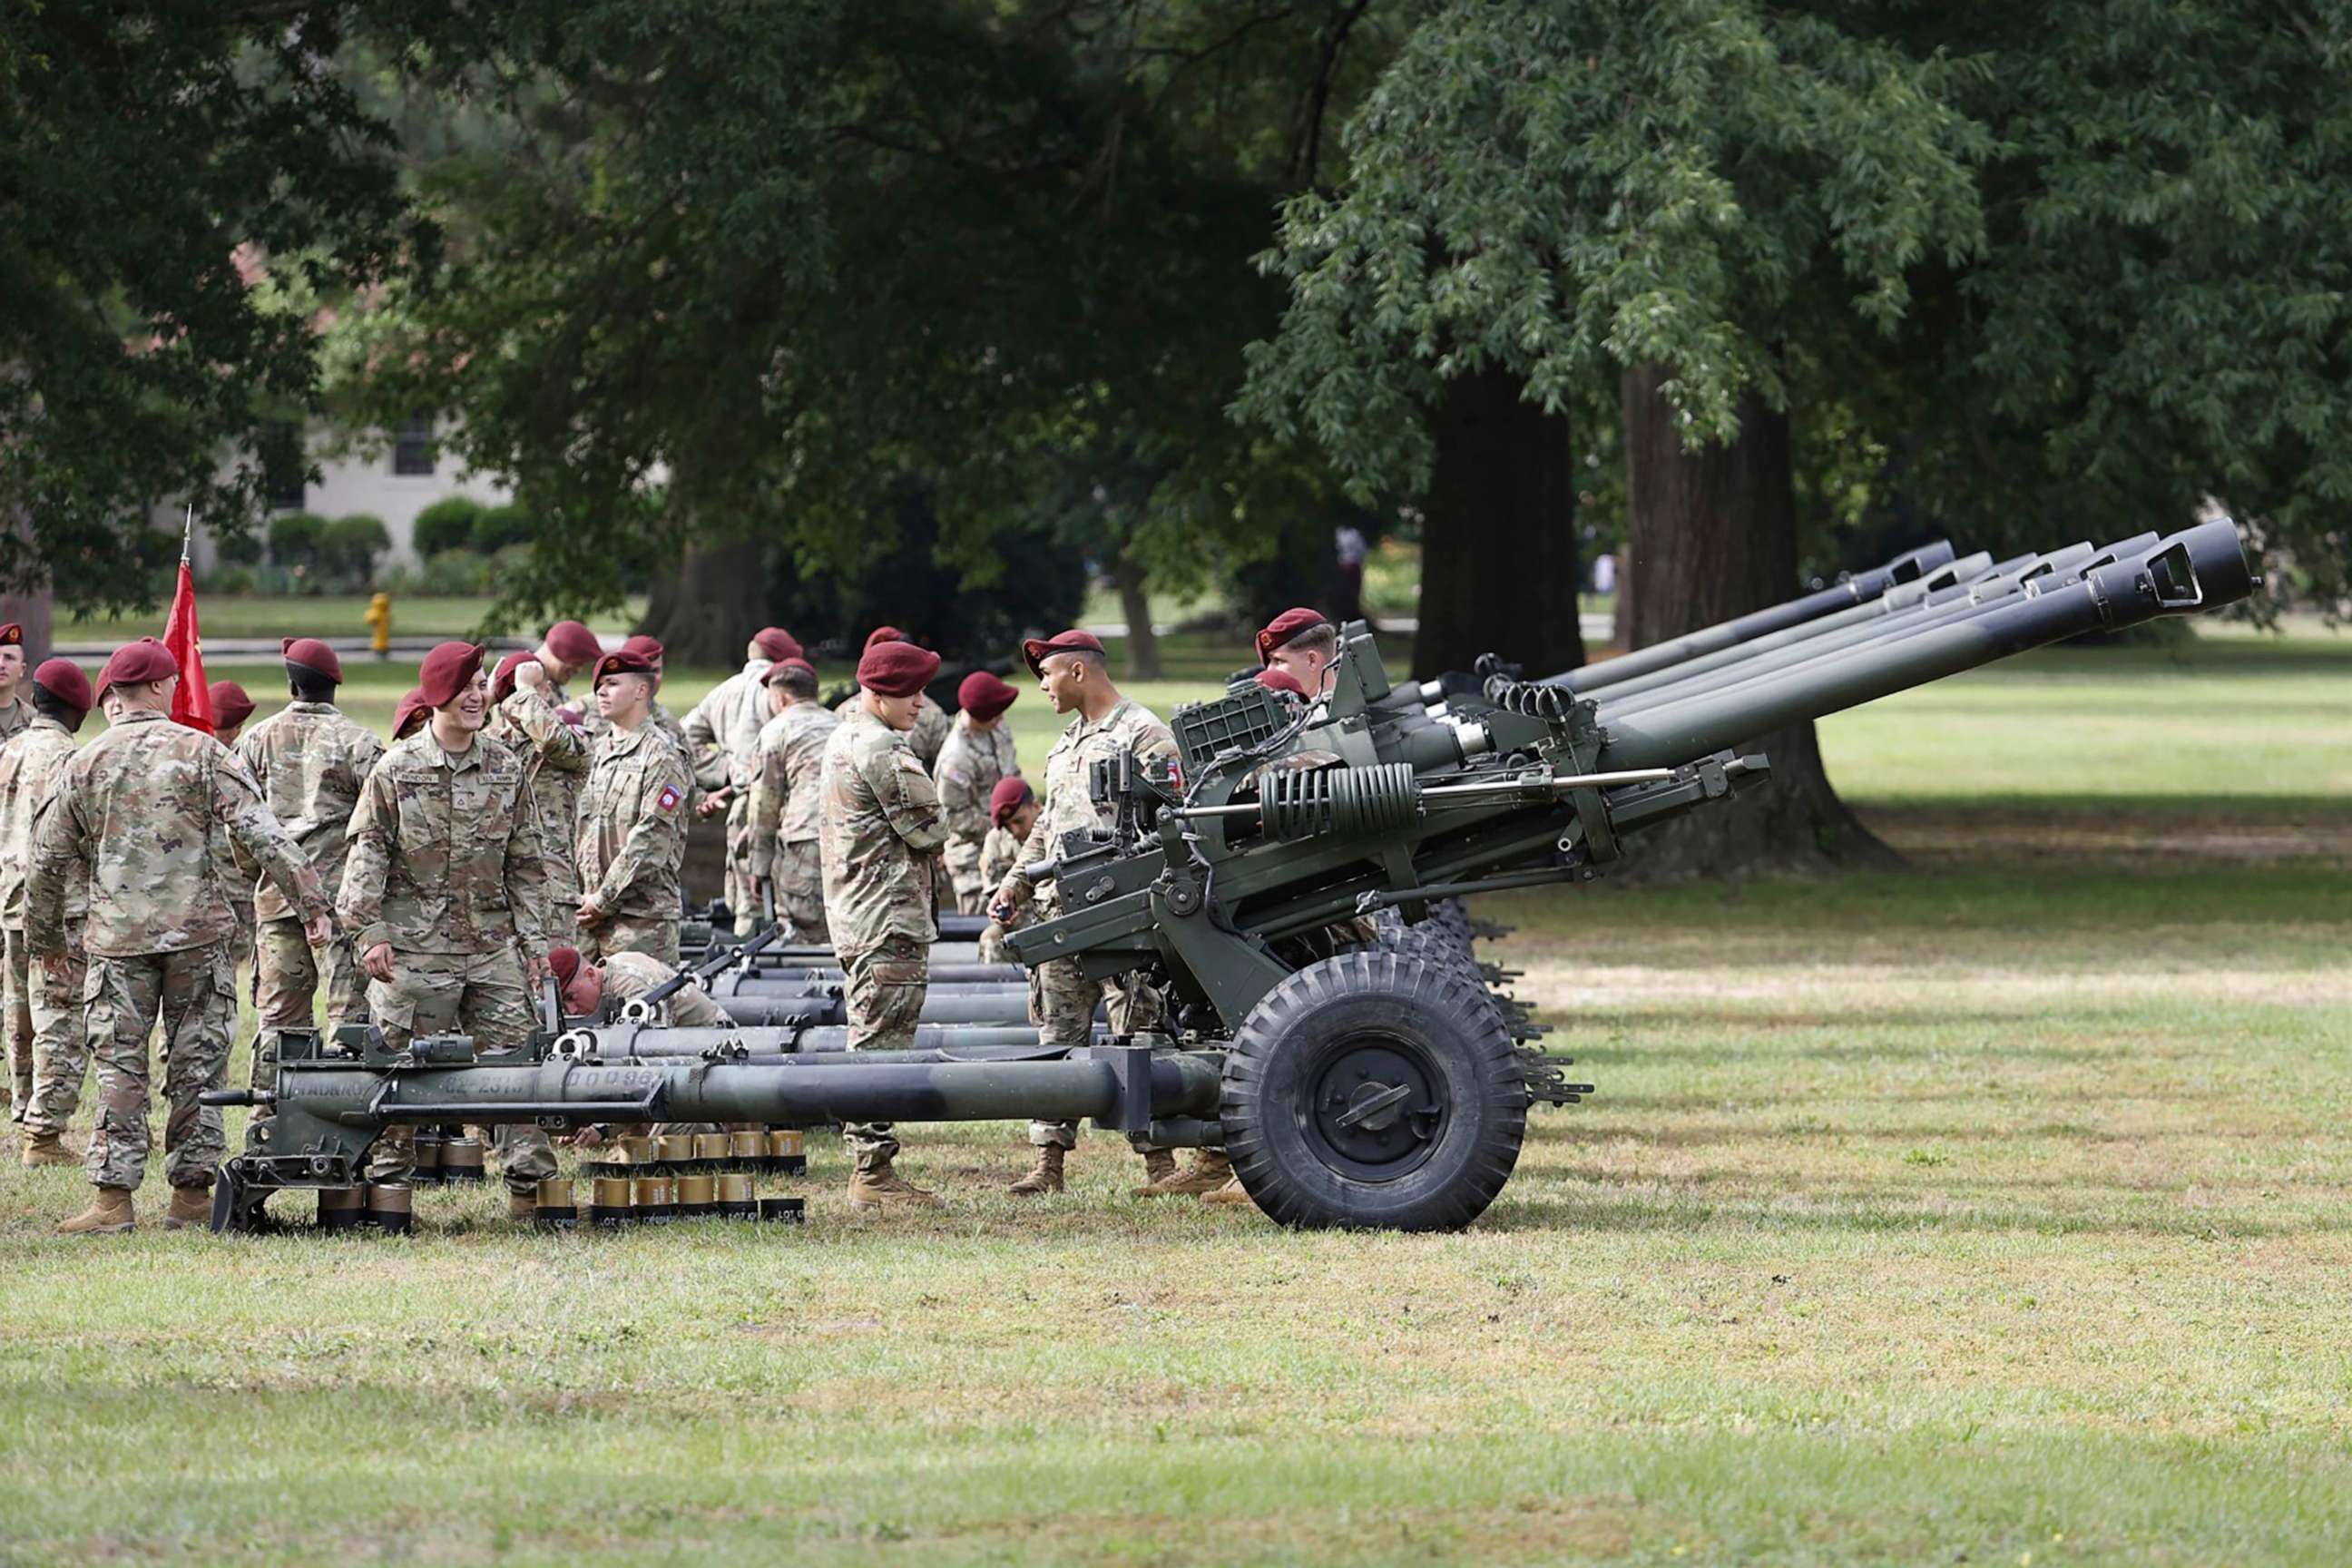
[392,415,436,476]
[259,420,307,510]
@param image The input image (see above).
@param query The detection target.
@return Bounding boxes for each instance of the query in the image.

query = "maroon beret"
[547,946,582,987]
[95,637,180,698]
[591,649,656,687]
[988,775,1035,828]
[1020,629,1104,679]
[1255,607,1331,666]
[392,687,430,740]
[750,627,803,662]
[857,640,940,698]
[279,636,343,683]
[32,658,93,713]
[1255,667,1308,698]
[762,655,818,686]
[863,625,909,652]
[0,623,20,648]
[957,670,1019,722]
[209,681,257,731]
[620,634,664,662]
[490,649,531,705]
[416,641,485,709]
[544,620,603,669]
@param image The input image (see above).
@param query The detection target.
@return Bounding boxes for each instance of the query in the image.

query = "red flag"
[165,558,215,734]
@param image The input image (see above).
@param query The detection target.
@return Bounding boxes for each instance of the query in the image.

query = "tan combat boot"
[56,1186,136,1235]
[1133,1151,1232,1198]
[1137,1150,1178,1188]
[1007,1144,1065,1197]
[161,1185,213,1230]
[1200,1175,1254,1207]
[21,1131,76,1167]
[506,1190,537,1222]
[848,1159,944,1210]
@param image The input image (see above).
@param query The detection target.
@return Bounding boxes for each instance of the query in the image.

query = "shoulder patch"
[656,783,682,813]
[895,753,927,773]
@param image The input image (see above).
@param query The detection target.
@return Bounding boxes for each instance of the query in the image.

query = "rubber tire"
[1220,951,1525,1231]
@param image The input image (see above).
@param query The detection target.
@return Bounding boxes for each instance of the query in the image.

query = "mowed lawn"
[1,622,2347,1564]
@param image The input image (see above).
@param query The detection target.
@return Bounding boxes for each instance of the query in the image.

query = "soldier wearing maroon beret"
[833,627,953,769]
[747,657,838,943]
[973,777,1038,966]
[682,626,804,934]
[338,640,556,1216]
[572,649,691,965]
[994,629,1189,1198]
[0,622,30,742]
[0,657,95,1149]
[1255,607,1339,698]
[934,670,1021,915]
[231,638,387,1144]
[490,626,596,934]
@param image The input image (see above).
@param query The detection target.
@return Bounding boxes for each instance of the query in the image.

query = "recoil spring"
[1259,762,1421,841]
[1481,676,1577,724]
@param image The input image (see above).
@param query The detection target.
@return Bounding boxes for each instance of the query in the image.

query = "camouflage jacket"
[682,661,773,794]
[575,723,691,921]
[749,701,839,877]
[0,717,84,926]
[1011,697,1175,909]
[582,697,689,757]
[338,730,548,956]
[978,822,1025,889]
[833,690,952,769]
[934,713,1018,855]
[0,695,30,744]
[490,685,589,891]
[600,949,725,1026]
[818,708,951,956]
[234,701,387,925]
[27,709,327,959]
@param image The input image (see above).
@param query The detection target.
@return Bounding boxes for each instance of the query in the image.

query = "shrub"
[412,496,486,558]
[214,527,265,566]
[266,510,328,569]
[471,504,534,554]
[320,514,392,589]
[206,564,257,594]
[419,547,496,595]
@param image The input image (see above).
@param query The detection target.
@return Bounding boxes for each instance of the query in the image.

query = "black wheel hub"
[1305,1036,1446,1181]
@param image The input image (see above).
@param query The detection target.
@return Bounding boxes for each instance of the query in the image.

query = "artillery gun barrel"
[710,962,1024,989]
[557,1023,1058,1056]
[681,941,988,968]
[1168,768,1677,822]
[1592,522,2249,772]
[695,990,1051,1027]
[1547,539,1956,691]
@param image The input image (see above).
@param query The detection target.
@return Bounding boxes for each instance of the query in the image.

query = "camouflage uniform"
[934,713,1018,915]
[747,701,838,943]
[235,701,385,1097]
[0,694,30,743]
[975,822,1025,965]
[339,728,551,1194]
[1004,698,1176,1152]
[683,660,774,933]
[0,717,83,1121]
[574,722,691,965]
[818,708,950,1169]
[25,710,327,1194]
[599,949,726,1028]
[489,683,589,935]
[833,690,951,769]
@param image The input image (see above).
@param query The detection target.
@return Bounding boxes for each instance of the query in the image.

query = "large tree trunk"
[1413,367,1584,680]
[1617,361,1893,877]
[1110,552,1161,680]
[0,586,53,665]
[640,537,766,665]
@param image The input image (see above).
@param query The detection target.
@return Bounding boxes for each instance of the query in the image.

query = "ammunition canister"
[591,1176,635,1228]
[316,1186,367,1233]
[757,1196,806,1224]
[692,1132,730,1162]
[440,1136,487,1184]
[633,1176,676,1223]
[364,1182,415,1235]
[677,1174,717,1218]
[616,1135,654,1166]
[534,1179,578,1229]
[716,1173,756,1219]
[413,1132,445,1185]
[766,1130,804,1159]
[655,1134,697,1165]
[728,1132,766,1161]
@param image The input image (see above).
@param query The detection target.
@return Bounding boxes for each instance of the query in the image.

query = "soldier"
[747,658,838,942]
[975,777,1037,965]
[818,637,953,1209]
[391,687,429,741]
[934,670,1019,915]
[989,630,1187,1197]
[232,639,386,1121]
[685,626,801,933]
[1,659,93,1147]
[26,638,332,1234]
[548,943,726,1028]
[835,628,953,768]
[339,641,553,1220]
[1256,666,1308,701]
[573,649,691,965]
[1257,608,1339,698]
[210,680,257,745]
[583,634,691,757]
[0,622,30,740]
[209,680,261,1013]
[489,624,600,936]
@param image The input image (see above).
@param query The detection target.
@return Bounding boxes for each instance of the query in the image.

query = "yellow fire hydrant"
[364,592,392,660]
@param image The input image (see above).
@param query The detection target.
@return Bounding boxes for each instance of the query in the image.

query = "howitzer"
[215,521,2253,1235]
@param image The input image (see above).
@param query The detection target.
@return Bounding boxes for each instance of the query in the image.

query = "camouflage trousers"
[977,919,1010,965]
[840,935,927,1171]
[1029,948,1163,1153]
[251,918,366,1091]
[3,925,31,1117]
[945,837,988,916]
[724,796,760,936]
[775,841,828,946]
[82,942,239,1192]
[367,948,554,1195]
[23,919,91,1138]
[579,913,679,967]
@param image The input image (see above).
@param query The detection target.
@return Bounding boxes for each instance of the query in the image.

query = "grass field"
[1,622,2347,1564]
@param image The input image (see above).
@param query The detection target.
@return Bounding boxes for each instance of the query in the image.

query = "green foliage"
[266,511,329,570]
[320,514,391,586]
[469,504,533,554]
[212,528,265,568]
[411,496,486,557]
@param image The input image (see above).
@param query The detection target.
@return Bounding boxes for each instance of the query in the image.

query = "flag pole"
[182,502,194,564]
